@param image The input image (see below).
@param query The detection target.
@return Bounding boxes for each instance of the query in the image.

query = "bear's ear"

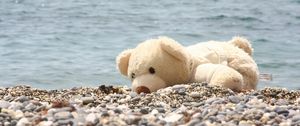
[159,36,188,62]
[116,49,132,76]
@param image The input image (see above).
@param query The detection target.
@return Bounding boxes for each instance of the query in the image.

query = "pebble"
[0,100,10,108]
[156,108,166,113]
[81,97,94,105]
[129,92,138,98]
[15,96,29,103]
[131,97,141,102]
[228,95,241,103]
[126,115,141,125]
[24,103,36,111]
[164,113,183,123]
[37,121,53,126]
[189,92,201,98]
[275,108,290,117]
[54,111,73,120]
[55,119,74,125]
[140,108,149,114]
[276,99,289,106]
[113,108,123,114]
[85,113,99,124]
[16,117,30,126]
[14,110,24,119]
[292,114,300,122]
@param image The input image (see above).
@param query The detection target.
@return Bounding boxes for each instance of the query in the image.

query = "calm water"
[0,0,300,89]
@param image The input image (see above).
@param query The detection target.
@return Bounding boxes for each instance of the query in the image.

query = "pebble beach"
[1,83,300,126]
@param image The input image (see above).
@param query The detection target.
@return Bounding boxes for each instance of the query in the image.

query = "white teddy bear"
[116,37,259,93]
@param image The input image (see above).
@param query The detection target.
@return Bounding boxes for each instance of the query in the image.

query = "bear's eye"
[149,67,155,74]
[131,73,135,79]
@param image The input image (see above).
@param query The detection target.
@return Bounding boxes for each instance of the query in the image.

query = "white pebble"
[164,113,183,123]
[17,117,30,126]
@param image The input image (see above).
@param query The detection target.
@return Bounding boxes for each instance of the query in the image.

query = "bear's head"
[116,37,194,93]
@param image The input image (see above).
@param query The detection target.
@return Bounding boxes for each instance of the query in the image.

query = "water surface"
[0,0,300,89]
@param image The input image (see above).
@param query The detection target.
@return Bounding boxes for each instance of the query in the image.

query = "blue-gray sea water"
[0,0,300,89]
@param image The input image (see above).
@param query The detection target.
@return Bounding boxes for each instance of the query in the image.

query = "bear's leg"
[209,65,244,91]
[227,57,259,90]
[193,64,244,91]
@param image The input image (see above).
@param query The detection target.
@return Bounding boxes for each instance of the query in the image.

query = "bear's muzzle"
[136,86,150,94]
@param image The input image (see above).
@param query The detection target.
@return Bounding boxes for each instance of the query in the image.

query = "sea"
[0,0,300,90]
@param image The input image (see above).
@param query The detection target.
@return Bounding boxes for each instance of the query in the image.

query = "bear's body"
[116,37,259,93]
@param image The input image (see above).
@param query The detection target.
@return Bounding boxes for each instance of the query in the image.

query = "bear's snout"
[136,86,150,94]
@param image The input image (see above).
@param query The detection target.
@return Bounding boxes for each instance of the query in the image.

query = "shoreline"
[0,83,300,125]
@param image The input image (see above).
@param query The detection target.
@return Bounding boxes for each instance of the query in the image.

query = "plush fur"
[116,36,259,93]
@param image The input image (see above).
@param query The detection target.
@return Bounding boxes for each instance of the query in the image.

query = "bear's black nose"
[136,86,150,94]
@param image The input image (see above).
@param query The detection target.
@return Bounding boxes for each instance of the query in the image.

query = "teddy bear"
[116,36,259,93]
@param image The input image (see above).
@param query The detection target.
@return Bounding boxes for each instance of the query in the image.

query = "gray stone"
[205,97,218,104]
[236,103,247,111]
[216,114,225,121]
[85,113,99,124]
[24,103,36,111]
[131,97,141,102]
[4,122,10,126]
[275,108,289,117]
[126,115,141,125]
[269,112,277,119]
[55,119,74,125]
[0,113,9,118]
[186,119,201,126]
[164,113,183,123]
[15,96,29,103]
[192,102,204,107]
[38,121,54,126]
[183,102,192,106]
[256,95,264,99]
[140,108,149,114]
[292,114,300,122]
[129,92,137,98]
[101,111,110,117]
[103,96,111,101]
[228,96,241,104]
[3,95,13,101]
[288,109,297,118]
[114,108,123,114]
[190,92,201,98]
[212,98,225,104]
[14,110,24,120]
[16,117,30,126]
[35,105,46,112]
[172,85,186,91]
[54,111,73,120]
[0,100,10,109]
[81,97,94,105]
[156,108,166,113]
[8,102,23,110]
[276,99,289,106]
